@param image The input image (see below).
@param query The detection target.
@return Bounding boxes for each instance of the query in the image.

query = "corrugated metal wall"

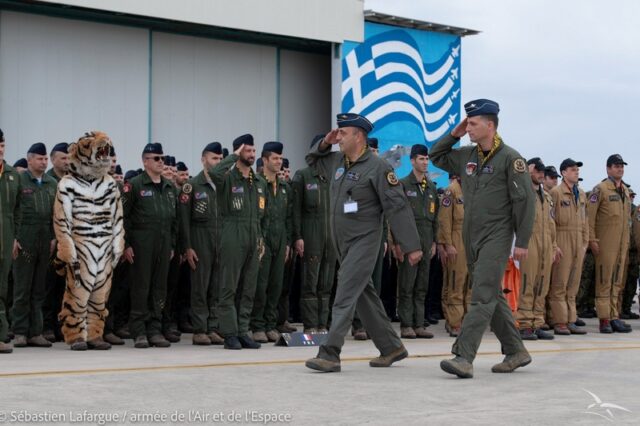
[0,10,331,174]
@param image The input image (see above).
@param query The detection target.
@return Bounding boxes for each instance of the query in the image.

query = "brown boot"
[413,326,434,339]
[207,331,224,345]
[440,356,474,378]
[28,335,52,347]
[13,334,28,348]
[491,351,532,373]
[266,330,280,342]
[352,329,367,341]
[305,357,341,372]
[0,341,13,354]
[103,333,125,345]
[252,331,268,343]
[192,333,212,346]
[400,327,417,339]
[369,345,408,367]
[148,334,171,348]
[87,337,112,350]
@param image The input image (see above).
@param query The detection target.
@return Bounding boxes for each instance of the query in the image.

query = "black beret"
[232,134,254,151]
[526,157,545,172]
[410,144,428,158]
[367,138,379,149]
[222,148,229,158]
[544,166,560,178]
[176,161,188,172]
[263,141,283,155]
[256,158,263,168]
[166,156,176,167]
[282,158,289,169]
[203,142,222,155]
[464,99,499,117]
[142,143,163,155]
[124,170,139,181]
[114,165,123,175]
[560,158,583,172]
[51,142,69,155]
[607,154,627,167]
[13,158,27,168]
[311,134,325,147]
[109,145,116,157]
[28,142,47,155]
[0,128,4,141]
[336,113,373,133]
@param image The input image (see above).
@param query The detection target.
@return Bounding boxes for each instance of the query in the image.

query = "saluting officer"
[395,144,438,339]
[293,135,336,333]
[210,134,267,350]
[12,143,58,348]
[432,99,536,379]
[122,143,178,348]
[587,154,632,333]
[304,113,422,373]
[250,141,293,343]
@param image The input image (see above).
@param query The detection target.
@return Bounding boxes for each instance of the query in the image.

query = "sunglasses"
[145,155,165,162]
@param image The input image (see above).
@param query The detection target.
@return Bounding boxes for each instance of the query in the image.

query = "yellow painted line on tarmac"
[2,345,639,379]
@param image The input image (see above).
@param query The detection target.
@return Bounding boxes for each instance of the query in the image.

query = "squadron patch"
[386,171,399,186]
[589,193,599,204]
[335,167,345,180]
[513,158,526,173]
[123,182,131,193]
[182,183,192,194]
[442,197,452,207]
[179,193,189,204]
[466,162,477,176]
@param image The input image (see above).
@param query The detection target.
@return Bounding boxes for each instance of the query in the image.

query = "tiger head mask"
[68,131,113,180]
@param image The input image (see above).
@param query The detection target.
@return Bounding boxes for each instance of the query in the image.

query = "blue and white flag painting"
[341,24,462,186]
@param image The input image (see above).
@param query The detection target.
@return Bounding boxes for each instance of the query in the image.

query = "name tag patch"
[305,183,318,190]
[194,192,207,200]
[346,171,360,181]
[481,165,494,174]
[406,190,417,197]
[232,186,244,194]
[140,190,153,197]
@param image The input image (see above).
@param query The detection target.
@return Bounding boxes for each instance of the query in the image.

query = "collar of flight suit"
[345,147,373,169]
[24,169,55,185]
[406,170,430,187]
[140,170,173,189]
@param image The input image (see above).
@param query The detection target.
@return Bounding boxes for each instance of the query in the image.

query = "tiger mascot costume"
[53,131,124,350]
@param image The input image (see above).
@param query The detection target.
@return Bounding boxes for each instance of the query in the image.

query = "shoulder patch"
[442,197,452,207]
[589,193,599,203]
[386,171,399,186]
[179,193,190,204]
[182,183,192,194]
[123,182,131,193]
[513,158,526,173]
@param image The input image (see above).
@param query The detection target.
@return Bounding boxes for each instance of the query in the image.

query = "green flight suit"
[430,133,535,362]
[122,172,177,339]
[178,170,220,334]
[292,166,336,330]
[12,170,58,338]
[306,142,420,362]
[42,167,65,339]
[0,162,20,342]
[250,177,292,333]
[210,154,267,338]
[397,172,439,328]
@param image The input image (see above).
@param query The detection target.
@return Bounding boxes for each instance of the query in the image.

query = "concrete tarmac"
[1,318,639,425]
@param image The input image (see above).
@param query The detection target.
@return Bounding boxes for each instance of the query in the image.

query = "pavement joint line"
[2,345,639,379]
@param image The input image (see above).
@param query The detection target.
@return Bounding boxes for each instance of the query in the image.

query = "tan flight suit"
[587,178,631,320]
[437,179,470,329]
[548,181,588,325]
[516,185,556,329]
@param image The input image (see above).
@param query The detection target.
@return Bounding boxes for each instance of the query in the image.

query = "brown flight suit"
[516,185,556,329]
[437,179,470,329]
[587,178,631,320]
[548,181,588,325]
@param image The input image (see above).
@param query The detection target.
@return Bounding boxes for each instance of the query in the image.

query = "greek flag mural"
[342,23,461,186]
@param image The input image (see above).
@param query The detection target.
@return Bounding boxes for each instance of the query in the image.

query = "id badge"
[344,196,358,214]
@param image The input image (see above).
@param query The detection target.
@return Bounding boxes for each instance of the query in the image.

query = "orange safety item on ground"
[502,257,521,315]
